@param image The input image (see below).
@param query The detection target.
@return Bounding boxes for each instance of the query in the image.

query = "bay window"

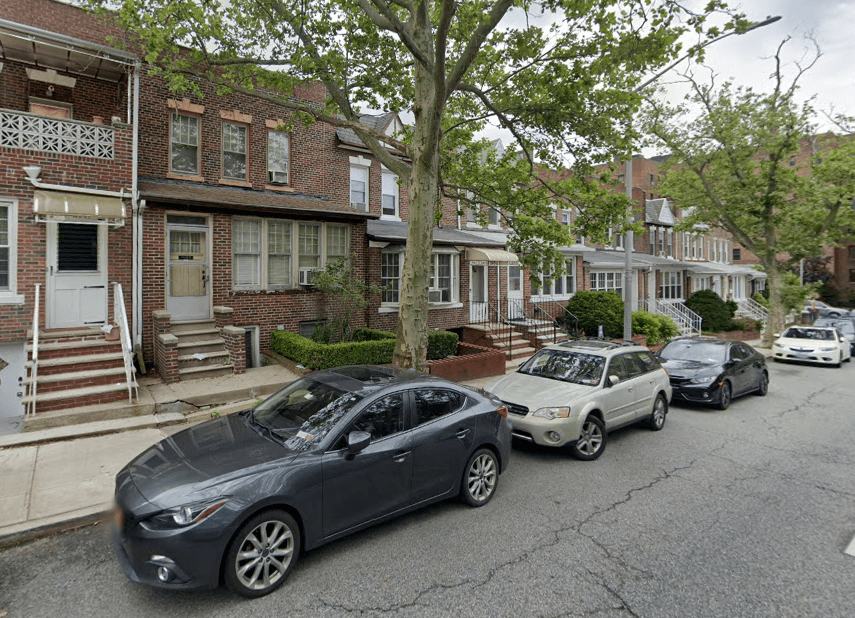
[589,271,622,295]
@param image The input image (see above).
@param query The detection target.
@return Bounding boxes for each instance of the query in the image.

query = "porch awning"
[33,190,126,225]
[465,247,519,263]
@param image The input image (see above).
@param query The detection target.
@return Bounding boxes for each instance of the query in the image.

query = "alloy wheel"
[234,519,295,592]
[467,452,497,503]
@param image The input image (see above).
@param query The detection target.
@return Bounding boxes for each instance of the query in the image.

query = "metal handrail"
[531,298,580,339]
[736,297,769,322]
[28,284,40,416]
[648,298,703,336]
[113,282,138,403]
[469,300,515,359]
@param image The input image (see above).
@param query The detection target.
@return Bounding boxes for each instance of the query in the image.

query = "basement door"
[166,216,210,322]
[46,222,108,329]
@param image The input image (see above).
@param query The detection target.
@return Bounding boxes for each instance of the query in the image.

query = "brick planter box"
[428,343,505,381]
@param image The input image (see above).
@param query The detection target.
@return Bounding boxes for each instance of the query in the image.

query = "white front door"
[469,264,487,323]
[46,222,108,329]
[166,216,210,322]
[507,264,524,319]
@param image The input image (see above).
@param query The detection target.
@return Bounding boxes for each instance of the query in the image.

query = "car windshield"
[252,377,363,451]
[658,340,726,364]
[781,327,835,341]
[517,349,605,386]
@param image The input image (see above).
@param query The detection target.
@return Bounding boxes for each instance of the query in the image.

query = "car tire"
[754,371,769,396]
[716,381,731,410]
[567,416,606,461]
[460,448,499,507]
[835,352,842,368]
[647,394,668,430]
[224,509,300,598]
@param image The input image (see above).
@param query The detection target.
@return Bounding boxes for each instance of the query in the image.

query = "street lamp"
[622,15,782,340]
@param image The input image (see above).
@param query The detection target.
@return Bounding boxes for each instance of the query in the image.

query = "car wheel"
[835,352,842,368]
[648,394,668,430]
[460,448,499,507]
[716,382,731,410]
[567,416,606,461]
[754,371,769,396]
[224,509,300,598]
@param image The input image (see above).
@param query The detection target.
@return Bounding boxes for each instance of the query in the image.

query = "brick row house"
[0,0,775,425]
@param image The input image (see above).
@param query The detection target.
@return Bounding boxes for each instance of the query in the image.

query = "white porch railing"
[27,284,41,416]
[646,298,703,337]
[736,297,769,323]
[113,282,138,403]
[0,109,115,159]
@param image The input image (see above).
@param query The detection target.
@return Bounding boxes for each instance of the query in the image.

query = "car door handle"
[392,450,410,463]
[455,428,470,440]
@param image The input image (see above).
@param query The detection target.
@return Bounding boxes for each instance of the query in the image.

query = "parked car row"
[113,334,782,599]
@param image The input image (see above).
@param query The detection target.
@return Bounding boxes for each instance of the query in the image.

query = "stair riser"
[31,359,126,376]
[177,343,227,355]
[174,332,222,344]
[171,321,217,333]
[33,389,131,414]
[180,366,234,380]
[178,358,231,370]
[31,374,128,393]
[33,343,123,361]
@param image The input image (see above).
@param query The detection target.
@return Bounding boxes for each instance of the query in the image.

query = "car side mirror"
[607,375,620,387]
[345,431,371,456]
[773,333,780,338]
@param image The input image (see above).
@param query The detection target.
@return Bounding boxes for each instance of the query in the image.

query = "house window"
[381,171,399,217]
[267,221,292,287]
[488,207,501,226]
[590,272,622,295]
[649,227,656,255]
[659,271,683,299]
[170,113,199,175]
[430,254,453,302]
[617,174,625,183]
[267,131,290,184]
[850,270,855,284]
[733,248,741,261]
[465,205,478,224]
[561,210,571,226]
[683,233,690,260]
[350,166,368,210]
[649,173,655,185]
[666,228,673,257]
[698,237,705,260]
[381,252,400,303]
[657,228,664,255]
[222,122,248,181]
[298,223,321,270]
[233,219,346,290]
[535,258,575,297]
[0,199,18,301]
[848,246,855,261]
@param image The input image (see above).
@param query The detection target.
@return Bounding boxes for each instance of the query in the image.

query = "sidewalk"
[0,339,768,546]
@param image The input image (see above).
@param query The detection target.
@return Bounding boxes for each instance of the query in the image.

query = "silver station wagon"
[487,340,672,461]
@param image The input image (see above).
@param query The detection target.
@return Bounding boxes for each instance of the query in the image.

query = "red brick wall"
[428,343,505,381]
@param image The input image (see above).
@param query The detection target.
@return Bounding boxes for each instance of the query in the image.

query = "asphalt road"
[1,358,854,618]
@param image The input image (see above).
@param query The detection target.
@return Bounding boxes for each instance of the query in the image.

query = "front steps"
[172,320,234,380]
[23,328,137,414]
[466,323,536,364]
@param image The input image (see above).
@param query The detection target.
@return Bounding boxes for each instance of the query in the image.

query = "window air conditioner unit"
[269,169,289,184]
[428,289,443,303]
[298,268,317,286]
[350,202,368,212]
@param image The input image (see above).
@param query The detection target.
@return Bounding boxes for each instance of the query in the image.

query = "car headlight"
[144,498,229,530]
[688,376,717,385]
[532,407,571,420]
[818,346,836,351]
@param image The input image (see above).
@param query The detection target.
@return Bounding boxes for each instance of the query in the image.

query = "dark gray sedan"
[112,366,511,598]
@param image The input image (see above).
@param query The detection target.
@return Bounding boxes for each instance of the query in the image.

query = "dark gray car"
[112,366,511,598]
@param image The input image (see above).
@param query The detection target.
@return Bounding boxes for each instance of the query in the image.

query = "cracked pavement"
[1,359,854,618]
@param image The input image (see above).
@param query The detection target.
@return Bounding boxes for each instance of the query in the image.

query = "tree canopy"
[91,0,739,368]
[641,37,855,342]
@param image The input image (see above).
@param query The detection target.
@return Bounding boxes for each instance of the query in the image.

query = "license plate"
[793,352,810,359]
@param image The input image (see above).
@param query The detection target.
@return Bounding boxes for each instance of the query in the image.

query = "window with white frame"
[649,227,656,255]
[465,205,478,224]
[0,199,17,299]
[698,236,705,260]
[488,207,501,226]
[267,131,290,184]
[561,210,571,226]
[533,258,575,297]
[222,122,248,180]
[659,271,683,299]
[233,218,348,290]
[381,252,400,303]
[382,249,458,305]
[350,166,368,210]
[589,271,622,295]
[666,228,673,257]
[657,227,665,255]
[170,113,199,175]
[381,171,399,217]
[683,233,690,260]
[692,276,712,292]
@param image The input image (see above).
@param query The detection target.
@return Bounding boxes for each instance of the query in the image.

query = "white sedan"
[771,326,852,367]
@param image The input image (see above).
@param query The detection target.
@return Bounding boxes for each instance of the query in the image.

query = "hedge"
[685,289,737,332]
[567,290,624,338]
[270,328,459,369]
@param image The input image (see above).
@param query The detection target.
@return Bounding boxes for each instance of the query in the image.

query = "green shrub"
[566,291,624,338]
[428,330,459,360]
[270,328,458,369]
[631,310,680,345]
[685,289,737,332]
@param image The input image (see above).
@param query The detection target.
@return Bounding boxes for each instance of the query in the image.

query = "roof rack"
[559,337,641,350]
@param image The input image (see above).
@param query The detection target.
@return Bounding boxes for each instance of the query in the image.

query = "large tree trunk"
[763,258,786,346]
[393,46,441,371]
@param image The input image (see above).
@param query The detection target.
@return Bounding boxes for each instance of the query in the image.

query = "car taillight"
[495,405,508,418]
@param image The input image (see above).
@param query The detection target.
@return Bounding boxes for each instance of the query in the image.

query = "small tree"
[685,289,736,332]
[311,258,384,344]
[567,291,624,338]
